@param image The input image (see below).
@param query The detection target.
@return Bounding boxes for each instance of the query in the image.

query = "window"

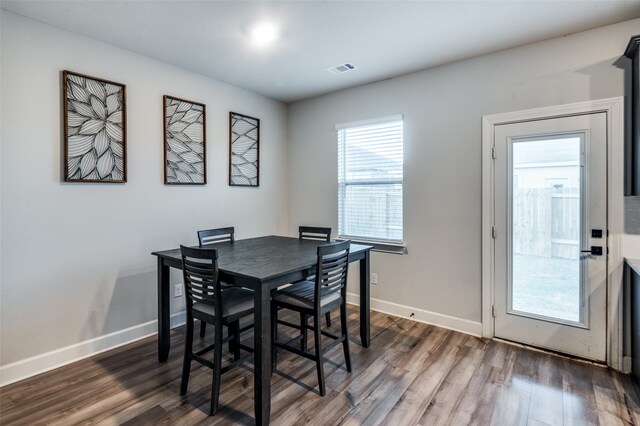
[337,115,403,245]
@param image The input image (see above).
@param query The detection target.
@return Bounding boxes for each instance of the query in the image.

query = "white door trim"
[481,97,625,370]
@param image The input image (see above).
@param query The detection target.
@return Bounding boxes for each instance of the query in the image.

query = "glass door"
[494,113,607,361]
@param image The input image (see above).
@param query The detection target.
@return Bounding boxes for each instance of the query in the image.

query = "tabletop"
[152,235,371,282]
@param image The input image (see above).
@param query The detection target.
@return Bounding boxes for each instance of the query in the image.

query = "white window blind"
[337,116,403,244]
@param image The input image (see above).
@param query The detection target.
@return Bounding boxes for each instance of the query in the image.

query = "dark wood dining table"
[151,235,372,425]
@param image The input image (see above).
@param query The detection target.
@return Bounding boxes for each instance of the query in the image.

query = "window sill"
[337,238,408,255]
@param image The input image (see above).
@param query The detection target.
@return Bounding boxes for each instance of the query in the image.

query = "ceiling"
[3,1,640,103]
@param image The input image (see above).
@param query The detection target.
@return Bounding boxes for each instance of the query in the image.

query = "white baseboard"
[0,311,187,387]
[347,292,483,337]
[1,297,482,388]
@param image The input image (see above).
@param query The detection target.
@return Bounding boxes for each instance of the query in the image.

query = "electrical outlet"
[174,284,183,298]
[371,273,378,285]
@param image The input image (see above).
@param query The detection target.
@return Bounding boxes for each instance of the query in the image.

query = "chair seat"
[193,288,254,321]
[273,281,341,310]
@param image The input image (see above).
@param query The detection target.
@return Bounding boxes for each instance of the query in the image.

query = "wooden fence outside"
[513,187,579,259]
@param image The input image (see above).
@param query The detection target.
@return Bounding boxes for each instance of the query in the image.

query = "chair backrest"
[198,227,235,247]
[180,245,223,317]
[299,226,331,242]
[314,240,350,307]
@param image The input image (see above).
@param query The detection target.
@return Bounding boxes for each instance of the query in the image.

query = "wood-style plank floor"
[1,306,639,425]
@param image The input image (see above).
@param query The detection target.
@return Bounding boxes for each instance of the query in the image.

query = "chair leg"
[340,305,352,372]
[228,321,240,360]
[210,322,223,415]
[314,312,326,397]
[199,321,206,338]
[325,311,332,328]
[180,318,194,395]
[271,302,278,373]
[301,312,308,351]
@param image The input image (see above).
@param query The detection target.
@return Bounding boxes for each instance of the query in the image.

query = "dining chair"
[299,226,333,341]
[179,245,254,415]
[198,226,235,246]
[274,226,334,351]
[271,240,352,396]
[196,227,235,337]
[298,226,332,242]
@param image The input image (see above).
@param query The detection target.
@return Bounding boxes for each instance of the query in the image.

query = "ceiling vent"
[327,62,356,75]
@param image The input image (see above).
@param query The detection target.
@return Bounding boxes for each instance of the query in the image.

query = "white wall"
[0,12,288,373]
[2,9,640,384]
[288,18,640,331]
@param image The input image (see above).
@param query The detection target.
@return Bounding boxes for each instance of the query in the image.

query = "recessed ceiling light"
[249,22,278,48]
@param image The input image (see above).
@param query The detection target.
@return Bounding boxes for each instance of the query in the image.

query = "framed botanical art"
[229,112,259,187]
[63,70,126,182]
[163,96,206,184]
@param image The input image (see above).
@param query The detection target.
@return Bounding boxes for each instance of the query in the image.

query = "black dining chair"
[271,240,352,396]
[299,226,333,341]
[196,227,235,337]
[198,226,235,246]
[274,226,334,351]
[179,245,254,415]
[298,226,332,242]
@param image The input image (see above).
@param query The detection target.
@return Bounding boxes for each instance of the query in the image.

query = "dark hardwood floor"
[1,306,639,425]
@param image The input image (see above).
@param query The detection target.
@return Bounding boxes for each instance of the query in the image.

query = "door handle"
[581,246,603,256]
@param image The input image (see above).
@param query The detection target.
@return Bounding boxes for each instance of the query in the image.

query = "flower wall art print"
[229,112,259,187]
[163,96,206,184]
[63,70,126,182]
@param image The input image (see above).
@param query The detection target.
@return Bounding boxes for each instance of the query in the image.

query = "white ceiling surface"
[2,1,640,103]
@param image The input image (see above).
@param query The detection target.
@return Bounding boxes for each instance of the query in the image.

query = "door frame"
[481,97,624,370]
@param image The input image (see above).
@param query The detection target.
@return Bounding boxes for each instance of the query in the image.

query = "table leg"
[157,258,171,362]
[359,252,371,348]
[254,284,272,425]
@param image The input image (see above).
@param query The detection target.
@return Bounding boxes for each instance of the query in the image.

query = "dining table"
[151,235,372,425]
